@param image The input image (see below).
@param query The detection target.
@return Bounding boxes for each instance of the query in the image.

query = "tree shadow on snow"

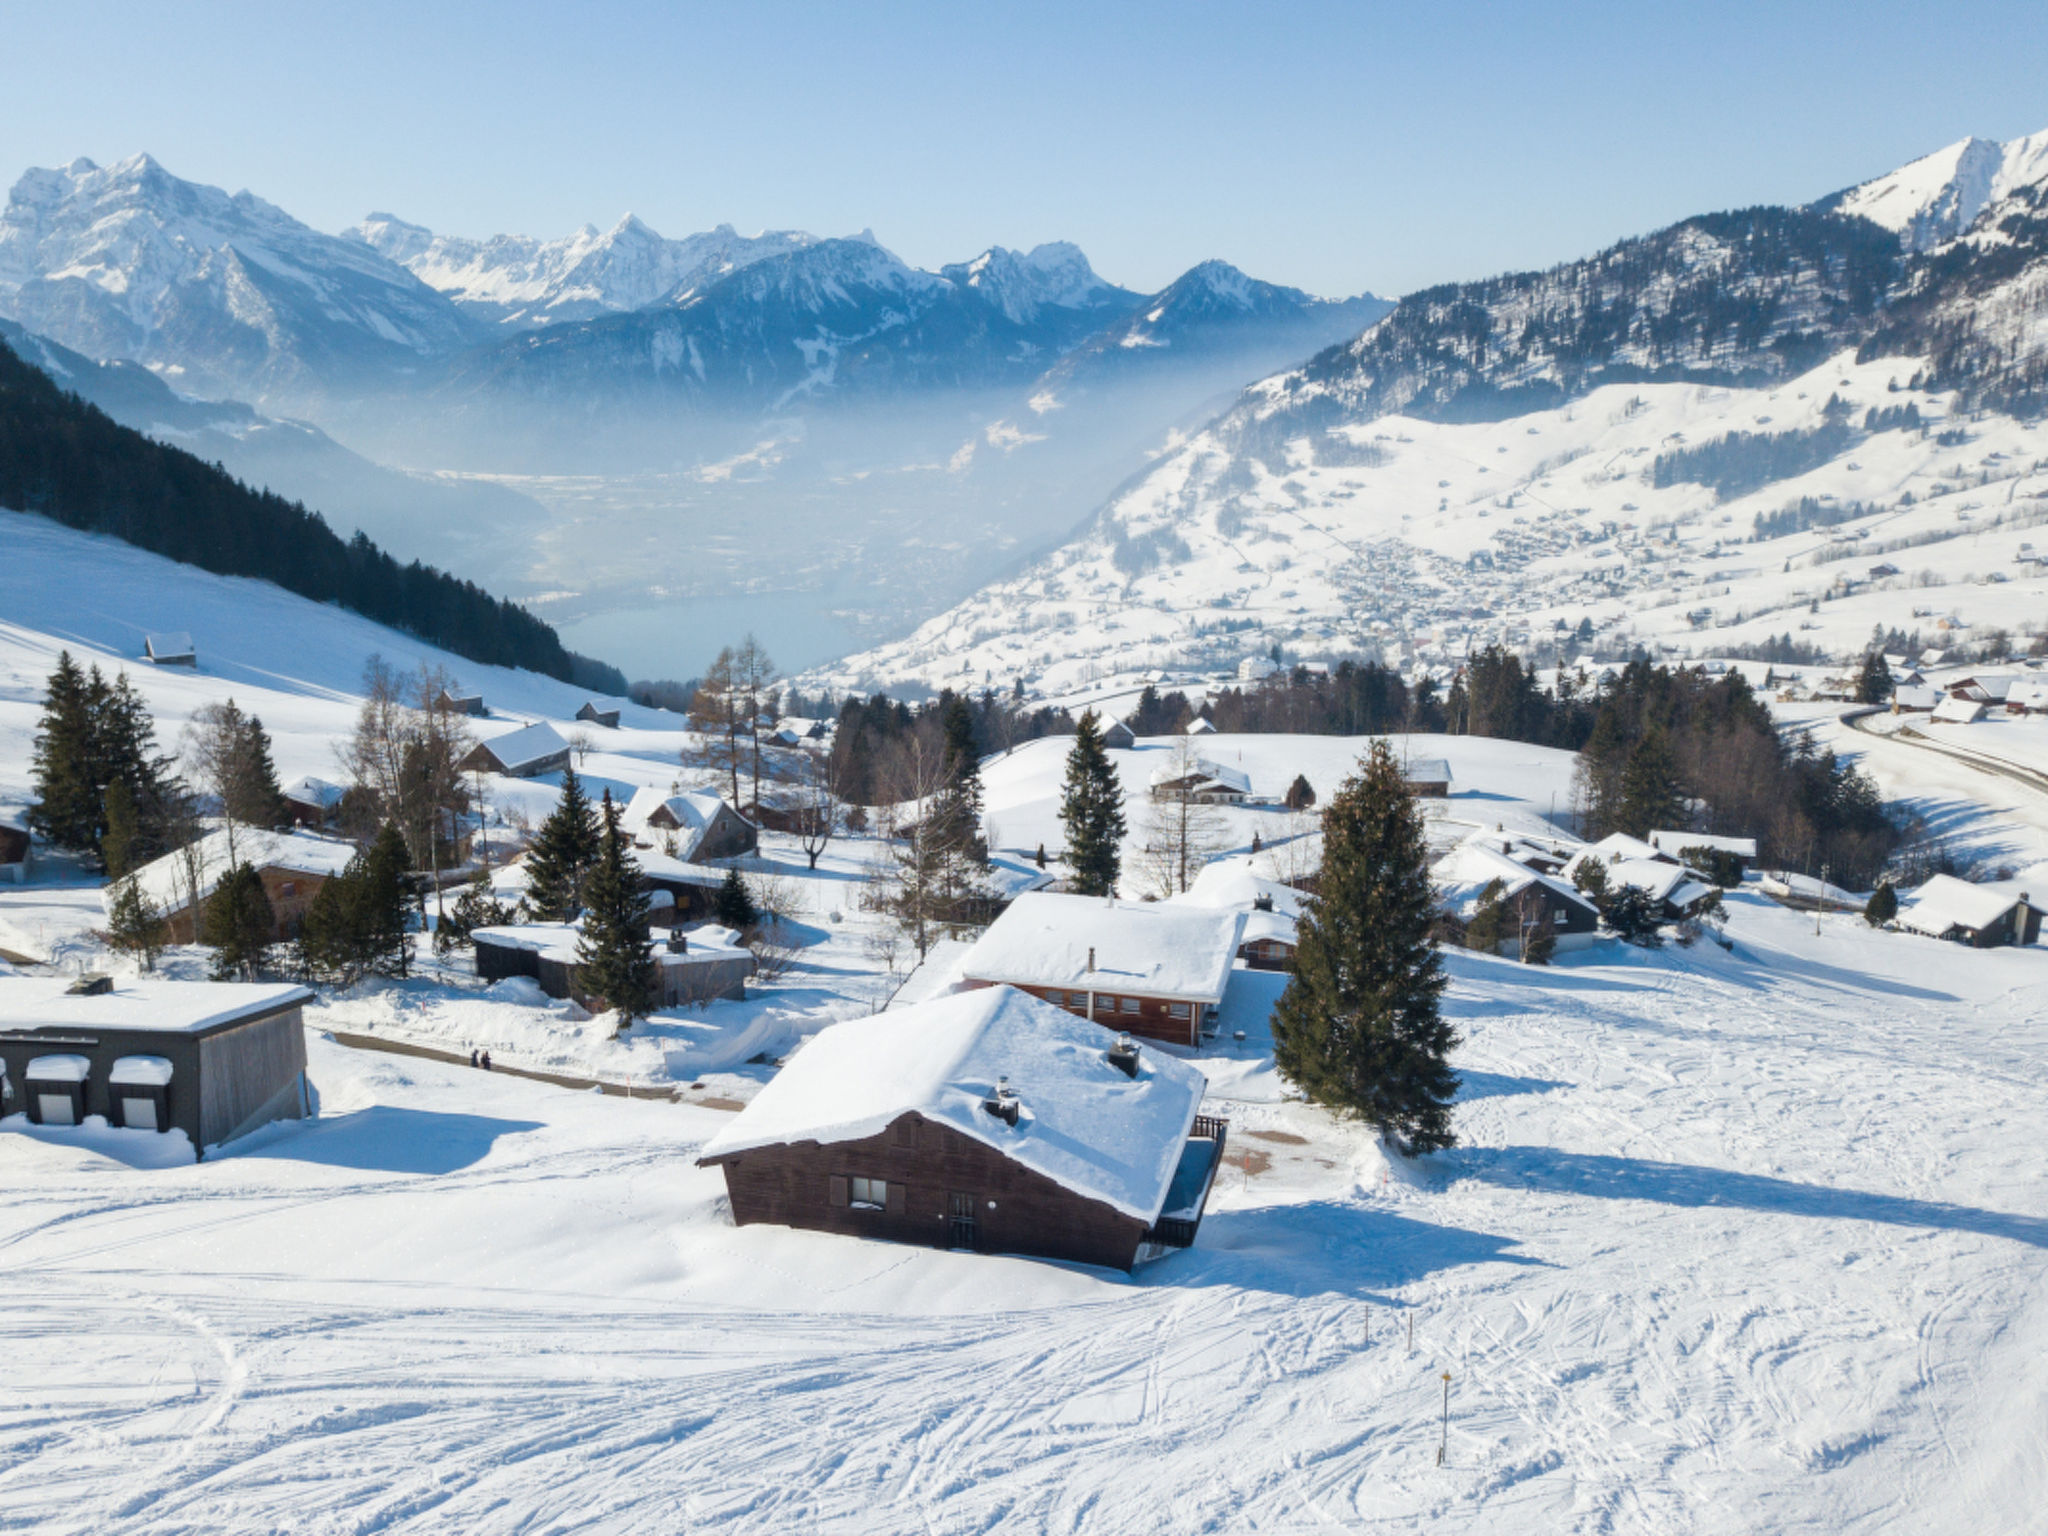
[1459,1146,2048,1249]
[223,1106,544,1175]
[1456,1070,1568,1102]
[1156,1201,1551,1298]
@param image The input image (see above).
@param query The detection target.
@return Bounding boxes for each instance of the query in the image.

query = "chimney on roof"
[982,1077,1021,1126]
[1086,945,1095,973]
[1107,1033,1140,1078]
[67,974,113,997]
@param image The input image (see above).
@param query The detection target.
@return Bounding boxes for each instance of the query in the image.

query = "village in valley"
[3,502,2047,1530]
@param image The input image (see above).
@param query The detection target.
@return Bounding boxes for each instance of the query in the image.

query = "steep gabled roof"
[469,720,569,772]
[699,986,1208,1223]
[960,892,1245,1003]
[116,828,359,916]
[1897,874,2041,937]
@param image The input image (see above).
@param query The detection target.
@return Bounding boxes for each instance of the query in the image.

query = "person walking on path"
[469,1049,479,1068]
[481,1051,492,1072]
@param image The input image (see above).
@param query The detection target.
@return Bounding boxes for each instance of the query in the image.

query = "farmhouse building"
[1100,717,1137,750]
[1930,694,1987,725]
[0,977,312,1155]
[1401,757,1453,797]
[698,986,1228,1272]
[621,787,758,861]
[956,892,1243,1048]
[1648,829,1757,880]
[1432,840,1601,956]
[117,828,360,944]
[460,721,572,778]
[1184,716,1217,736]
[1895,876,2044,947]
[144,632,195,666]
[435,689,487,717]
[472,921,755,1007]
[280,775,347,828]
[575,702,622,729]
[1148,758,1251,805]
[0,808,30,885]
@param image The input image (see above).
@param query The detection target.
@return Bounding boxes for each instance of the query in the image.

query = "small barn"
[1148,758,1251,805]
[461,721,572,778]
[1184,716,1218,736]
[119,828,361,944]
[280,775,348,828]
[144,632,196,666]
[1895,876,2044,947]
[435,689,487,717]
[1401,758,1453,797]
[1930,694,1987,725]
[472,921,755,1007]
[0,977,312,1155]
[575,702,622,729]
[1100,717,1138,750]
[957,892,1244,1048]
[621,788,758,861]
[1892,684,1940,713]
[697,986,1228,1272]
[0,808,30,885]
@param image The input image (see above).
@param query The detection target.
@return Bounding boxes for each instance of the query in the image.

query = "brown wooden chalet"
[460,722,571,779]
[621,787,758,861]
[698,987,1227,1272]
[116,829,360,944]
[955,892,1245,1048]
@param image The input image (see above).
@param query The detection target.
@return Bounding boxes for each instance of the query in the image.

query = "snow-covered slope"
[1821,128,2048,251]
[0,155,477,404]
[348,212,821,327]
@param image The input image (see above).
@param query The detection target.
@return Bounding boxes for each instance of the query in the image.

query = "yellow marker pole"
[1437,1371,1452,1466]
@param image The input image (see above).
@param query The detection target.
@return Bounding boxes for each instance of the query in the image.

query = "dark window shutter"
[886,1181,905,1215]
[894,1118,918,1149]
[829,1174,848,1207]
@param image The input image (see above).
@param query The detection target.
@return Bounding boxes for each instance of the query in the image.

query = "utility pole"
[1437,1371,1452,1466]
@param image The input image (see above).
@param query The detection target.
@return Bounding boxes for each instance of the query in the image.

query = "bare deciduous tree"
[1136,737,1226,898]
[732,634,778,812]
[687,647,743,804]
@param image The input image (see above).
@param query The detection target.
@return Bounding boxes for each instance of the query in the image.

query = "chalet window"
[893,1119,918,1149]
[1169,1002,1191,1020]
[1120,997,1140,1014]
[280,881,297,897]
[1554,908,1569,925]
[850,1176,888,1209]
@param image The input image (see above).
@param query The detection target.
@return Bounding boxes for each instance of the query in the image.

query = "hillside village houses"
[575,701,622,729]
[1432,836,1601,956]
[1648,829,1757,880]
[955,892,1245,1049]
[697,986,1227,1272]
[1895,875,2046,948]
[0,808,31,884]
[115,828,361,944]
[434,687,487,717]
[280,775,347,829]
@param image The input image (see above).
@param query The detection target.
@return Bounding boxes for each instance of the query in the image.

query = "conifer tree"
[232,713,290,829]
[437,869,511,952]
[204,862,276,980]
[29,651,102,850]
[1464,878,1509,954]
[714,866,758,930]
[1615,727,1684,838]
[523,766,600,921]
[1059,710,1126,896]
[1284,773,1317,811]
[1864,879,1898,927]
[1271,739,1458,1153]
[359,822,417,978]
[101,777,141,879]
[104,876,164,970]
[1854,650,1894,705]
[577,792,657,1028]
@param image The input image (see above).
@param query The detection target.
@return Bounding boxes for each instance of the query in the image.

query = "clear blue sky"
[4,1,2045,298]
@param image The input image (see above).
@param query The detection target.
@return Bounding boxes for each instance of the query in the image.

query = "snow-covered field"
[5,892,2045,1533]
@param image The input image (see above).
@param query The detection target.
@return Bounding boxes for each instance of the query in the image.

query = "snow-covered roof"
[116,827,360,916]
[1172,859,1306,920]
[699,985,1209,1223]
[1894,684,1941,709]
[1949,674,2016,700]
[1603,859,1700,905]
[622,787,736,859]
[634,849,729,889]
[471,721,569,772]
[886,937,977,1009]
[109,1055,175,1086]
[1896,875,2041,938]
[474,920,749,967]
[960,893,1244,1003]
[1432,840,1596,922]
[1146,757,1251,794]
[1185,717,1217,734]
[1239,908,1298,948]
[0,978,313,1035]
[280,775,347,810]
[1402,757,1453,785]
[1932,694,1986,723]
[1648,829,1756,859]
[1562,833,1673,881]
[145,631,194,660]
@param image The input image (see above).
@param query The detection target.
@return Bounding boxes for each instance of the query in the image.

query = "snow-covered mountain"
[808,124,2048,697]
[0,155,477,404]
[1820,128,2048,251]
[348,212,822,326]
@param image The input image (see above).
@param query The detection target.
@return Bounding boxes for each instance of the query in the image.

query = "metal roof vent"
[666,932,688,953]
[1107,1033,1140,1079]
[982,1077,1021,1126]
[1086,945,1096,973]
[67,974,113,997]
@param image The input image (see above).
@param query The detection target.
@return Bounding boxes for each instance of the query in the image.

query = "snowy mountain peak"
[1823,125,2048,251]
[940,241,1123,323]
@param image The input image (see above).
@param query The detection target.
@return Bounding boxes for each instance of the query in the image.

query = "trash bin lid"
[110,1055,174,1087]
[26,1053,91,1083]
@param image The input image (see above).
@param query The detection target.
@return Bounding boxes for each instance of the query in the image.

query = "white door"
[121,1095,159,1131]
[37,1093,76,1126]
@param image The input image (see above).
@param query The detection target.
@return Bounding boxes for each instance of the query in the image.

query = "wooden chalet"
[1170,860,1304,971]
[144,632,195,666]
[0,977,312,1156]
[1184,716,1218,736]
[1931,694,1987,725]
[473,921,755,1007]
[0,808,30,886]
[1896,876,2044,948]
[956,892,1244,1048]
[697,986,1228,1272]
[280,775,347,829]
[1147,757,1251,805]
[576,702,622,729]
[1100,717,1138,750]
[1433,838,1601,956]
[460,721,572,778]
[621,787,758,861]
[435,689,487,717]
[117,828,361,944]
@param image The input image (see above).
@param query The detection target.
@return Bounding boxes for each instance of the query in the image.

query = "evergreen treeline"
[1651,422,1853,500]
[828,689,1074,806]
[1198,661,1433,736]
[1751,496,1876,542]
[0,337,621,688]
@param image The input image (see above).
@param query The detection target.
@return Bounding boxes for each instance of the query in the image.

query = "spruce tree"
[1271,739,1459,1153]
[105,876,164,970]
[523,766,600,921]
[1059,710,1126,896]
[438,869,511,952]
[576,793,657,1028]
[714,866,758,930]
[101,777,141,879]
[1864,879,1898,927]
[204,862,276,980]
[1854,651,1893,706]
[1464,878,1509,954]
[28,651,100,850]
[359,823,417,978]
[1283,773,1316,811]
[1615,728,1684,838]
[96,671,175,854]
[231,712,290,829]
